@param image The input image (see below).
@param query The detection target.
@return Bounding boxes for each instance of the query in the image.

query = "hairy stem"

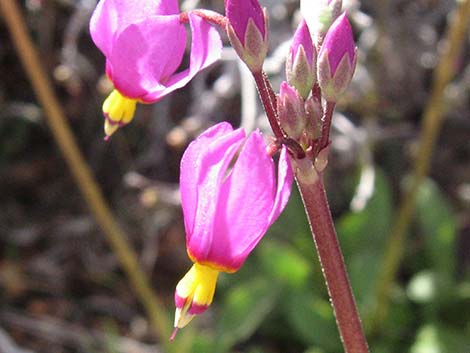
[252,70,284,139]
[319,101,336,150]
[0,0,172,348]
[296,171,369,353]
[367,0,470,335]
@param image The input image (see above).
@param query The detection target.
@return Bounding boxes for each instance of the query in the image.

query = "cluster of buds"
[88,0,358,337]
[277,4,357,163]
[223,0,356,158]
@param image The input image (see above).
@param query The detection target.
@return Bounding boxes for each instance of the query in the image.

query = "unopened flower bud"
[278,82,306,140]
[317,13,356,102]
[226,0,268,73]
[304,96,322,140]
[286,20,316,99]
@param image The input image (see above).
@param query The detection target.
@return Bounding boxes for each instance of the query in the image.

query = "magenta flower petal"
[179,123,293,272]
[107,15,186,99]
[142,13,223,102]
[90,0,179,57]
[180,122,236,238]
[208,130,276,269]
[183,126,246,260]
[267,146,294,225]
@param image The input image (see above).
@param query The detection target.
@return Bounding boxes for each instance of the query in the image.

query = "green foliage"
[411,324,470,353]
[193,173,465,353]
[337,169,392,307]
[416,179,457,278]
[214,276,279,352]
[284,289,341,352]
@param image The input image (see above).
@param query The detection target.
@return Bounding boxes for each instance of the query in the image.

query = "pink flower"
[89,0,222,138]
[317,12,356,102]
[172,122,293,332]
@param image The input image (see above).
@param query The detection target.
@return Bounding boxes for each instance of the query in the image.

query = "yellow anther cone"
[173,263,220,330]
[102,89,137,139]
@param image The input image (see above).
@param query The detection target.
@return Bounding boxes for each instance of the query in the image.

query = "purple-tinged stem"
[189,9,227,28]
[319,101,335,150]
[252,70,284,139]
[312,82,322,105]
[295,172,369,353]
[261,70,278,114]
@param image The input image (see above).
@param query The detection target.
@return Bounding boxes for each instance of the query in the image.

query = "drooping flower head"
[317,12,357,102]
[172,122,293,334]
[90,0,222,138]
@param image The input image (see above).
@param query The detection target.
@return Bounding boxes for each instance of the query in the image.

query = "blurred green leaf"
[190,333,216,353]
[379,291,415,346]
[214,276,279,352]
[416,179,457,277]
[411,324,470,353]
[246,346,269,353]
[336,169,392,306]
[284,289,341,352]
[337,168,392,254]
[269,185,311,243]
[258,240,311,288]
[407,270,438,303]
[303,348,326,353]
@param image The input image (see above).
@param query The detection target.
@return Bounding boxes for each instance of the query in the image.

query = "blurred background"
[0,0,469,352]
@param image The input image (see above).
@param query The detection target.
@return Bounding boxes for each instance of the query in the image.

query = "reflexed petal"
[209,131,275,270]
[143,13,222,102]
[267,146,293,225]
[184,126,246,260]
[107,15,186,98]
[180,122,234,238]
[90,0,179,57]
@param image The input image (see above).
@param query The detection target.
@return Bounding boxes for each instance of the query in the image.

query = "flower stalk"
[245,6,368,350]
[295,171,369,353]
[251,51,369,353]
